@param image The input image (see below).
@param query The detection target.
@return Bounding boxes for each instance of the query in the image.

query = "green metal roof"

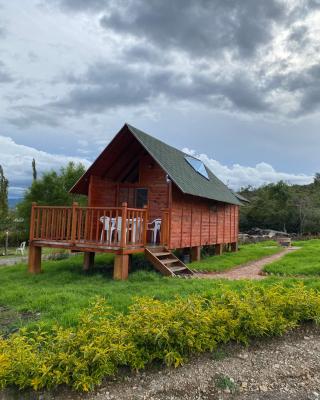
[126,124,241,206]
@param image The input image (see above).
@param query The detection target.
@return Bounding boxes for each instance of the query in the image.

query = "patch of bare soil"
[195,247,300,280]
[0,306,39,337]
[2,323,320,400]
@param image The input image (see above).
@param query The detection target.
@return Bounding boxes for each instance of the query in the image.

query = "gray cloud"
[48,61,270,116]
[0,61,13,83]
[100,0,286,59]
[48,0,110,13]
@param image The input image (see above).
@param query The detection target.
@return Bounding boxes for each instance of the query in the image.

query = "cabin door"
[118,186,148,208]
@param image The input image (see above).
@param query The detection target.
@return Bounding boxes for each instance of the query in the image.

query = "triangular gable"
[71,123,241,206]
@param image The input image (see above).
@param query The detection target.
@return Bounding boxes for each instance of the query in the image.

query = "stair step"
[144,248,194,277]
[162,258,179,265]
[168,266,189,272]
[153,252,172,257]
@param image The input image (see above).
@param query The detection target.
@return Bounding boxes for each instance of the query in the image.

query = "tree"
[32,158,37,181]
[314,173,320,185]
[17,162,87,228]
[0,165,9,220]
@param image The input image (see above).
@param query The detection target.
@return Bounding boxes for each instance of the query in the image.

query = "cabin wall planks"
[169,186,239,249]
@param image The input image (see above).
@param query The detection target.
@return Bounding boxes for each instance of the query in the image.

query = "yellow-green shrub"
[0,283,320,392]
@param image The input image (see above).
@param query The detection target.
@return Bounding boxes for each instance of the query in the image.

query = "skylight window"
[184,155,209,180]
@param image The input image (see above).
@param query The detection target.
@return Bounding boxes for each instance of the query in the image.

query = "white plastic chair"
[100,216,122,243]
[147,218,161,244]
[16,242,26,256]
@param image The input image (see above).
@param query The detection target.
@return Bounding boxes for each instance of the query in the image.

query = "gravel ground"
[195,247,300,280]
[2,323,320,400]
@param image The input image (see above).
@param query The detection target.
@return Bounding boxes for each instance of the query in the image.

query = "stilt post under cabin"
[231,242,238,252]
[83,252,95,271]
[215,243,223,256]
[28,245,42,274]
[113,254,129,280]
[190,246,201,262]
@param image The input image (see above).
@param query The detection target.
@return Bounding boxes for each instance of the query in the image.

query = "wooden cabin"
[28,123,241,279]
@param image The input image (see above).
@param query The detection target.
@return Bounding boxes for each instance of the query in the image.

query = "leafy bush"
[0,284,320,392]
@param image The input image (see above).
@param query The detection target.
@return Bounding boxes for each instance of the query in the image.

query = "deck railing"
[30,202,148,248]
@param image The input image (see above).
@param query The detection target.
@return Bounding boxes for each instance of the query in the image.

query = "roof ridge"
[125,123,190,158]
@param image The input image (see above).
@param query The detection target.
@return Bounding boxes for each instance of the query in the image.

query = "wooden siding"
[139,154,169,221]
[169,186,239,249]
[88,154,169,221]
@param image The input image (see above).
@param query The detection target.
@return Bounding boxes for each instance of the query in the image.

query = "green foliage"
[0,284,320,392]
[265,239,320,276]
[0,165,9,221]
[32,158,37,181]
[17,162,87,228]
[191,241,281,272]
[215,375,236,392]
[239,179,320,233]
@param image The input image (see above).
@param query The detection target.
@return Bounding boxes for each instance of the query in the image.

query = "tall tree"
[0,165,9,219]
[32,158,37,181]
[17,161,86,228]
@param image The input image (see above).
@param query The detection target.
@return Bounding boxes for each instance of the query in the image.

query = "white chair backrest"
[99,216,122,230]
[152,218,161,230]
[21,242,26,249]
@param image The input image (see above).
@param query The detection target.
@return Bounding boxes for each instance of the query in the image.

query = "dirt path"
[3,323,319,400]
[195,246,300,280]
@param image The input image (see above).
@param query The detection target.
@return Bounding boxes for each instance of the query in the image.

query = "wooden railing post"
[71,202,78,244]
[120,202,127,248]
[29,202,36,241]
[143,205,148,245]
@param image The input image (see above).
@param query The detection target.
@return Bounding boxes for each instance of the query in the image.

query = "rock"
[259,385,268,392]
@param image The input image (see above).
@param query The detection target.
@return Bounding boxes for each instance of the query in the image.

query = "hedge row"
[0,283,320,392]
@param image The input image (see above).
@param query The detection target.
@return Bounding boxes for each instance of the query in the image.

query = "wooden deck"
[29,202,169,254]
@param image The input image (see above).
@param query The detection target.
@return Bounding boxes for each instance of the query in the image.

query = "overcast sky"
[1,0,320,199]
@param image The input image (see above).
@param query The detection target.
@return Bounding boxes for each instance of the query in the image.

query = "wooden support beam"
[113,254,129,280]
[28,245,42,274]
[215,243,223,256]
[190,246,201,262]
[231,242,238,252]
[83,252,95,271]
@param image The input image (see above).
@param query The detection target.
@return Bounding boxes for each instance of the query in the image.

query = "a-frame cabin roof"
[71,123,241,206]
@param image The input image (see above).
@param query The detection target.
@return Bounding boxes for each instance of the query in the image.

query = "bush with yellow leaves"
[0,283,320,392]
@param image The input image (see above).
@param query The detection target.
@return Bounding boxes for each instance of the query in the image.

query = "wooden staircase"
[145,247,194,277]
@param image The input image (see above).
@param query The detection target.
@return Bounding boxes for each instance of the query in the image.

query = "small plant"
[211,348,228,361]
[215,374,237,392]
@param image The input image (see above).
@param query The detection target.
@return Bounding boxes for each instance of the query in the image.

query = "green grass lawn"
[1,240,320,334]
[191,241,282,272]
[0,252,255,332]
[264,239,320,276]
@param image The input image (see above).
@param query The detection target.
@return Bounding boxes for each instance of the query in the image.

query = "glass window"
[185,155,209,180]
[135,188,148,208]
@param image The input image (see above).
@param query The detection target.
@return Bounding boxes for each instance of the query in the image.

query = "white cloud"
[0,135,90,198]
[183,148,314,190]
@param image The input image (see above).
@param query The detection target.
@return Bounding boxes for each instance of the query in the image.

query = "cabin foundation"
[231,242,238,252]
[113,254,129,280]
[28,245,42,274]
[190,246,201,262]
[83,252,95,271]
[215,243,223,256]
